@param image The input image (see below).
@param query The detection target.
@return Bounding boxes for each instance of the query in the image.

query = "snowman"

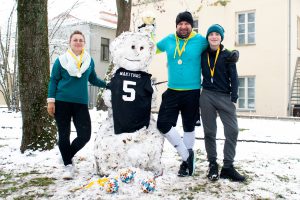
[94,29,164,176]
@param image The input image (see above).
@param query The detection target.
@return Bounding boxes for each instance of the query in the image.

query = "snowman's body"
[94,32,164,176]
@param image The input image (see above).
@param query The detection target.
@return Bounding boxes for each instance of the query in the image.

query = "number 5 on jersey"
[122,80,136,101]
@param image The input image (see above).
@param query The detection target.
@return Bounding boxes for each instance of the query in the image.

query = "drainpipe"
[288,0,291,116]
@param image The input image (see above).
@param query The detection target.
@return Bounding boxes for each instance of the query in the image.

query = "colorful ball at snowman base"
[120,168,136,183]
[140,178,156,193]
[104,178,119,193]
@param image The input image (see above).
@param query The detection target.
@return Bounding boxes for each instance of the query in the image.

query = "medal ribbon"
[207,47,220,79]
[173,32,194,59]
[67,49,85,71]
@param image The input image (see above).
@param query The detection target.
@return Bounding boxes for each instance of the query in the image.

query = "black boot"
[186,149,195,176]
[207,161,219,181]
[178,161,188,177]
[220,165,246,182]
[178,149,195,177]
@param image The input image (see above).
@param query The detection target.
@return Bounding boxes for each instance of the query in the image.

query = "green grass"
[275,193,285,199]
[0,170,55,198]
[275,174,289,182]
[21,177,55,188]
[17,170,41,177]
[0,171,13,181]
[239,128,250,132]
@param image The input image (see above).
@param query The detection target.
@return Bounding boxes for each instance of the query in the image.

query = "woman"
[47,30,107,179]
[200,24,245,182]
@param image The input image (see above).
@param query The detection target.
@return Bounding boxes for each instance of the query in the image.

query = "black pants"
[55,100,91,166]
[157,89,200,134]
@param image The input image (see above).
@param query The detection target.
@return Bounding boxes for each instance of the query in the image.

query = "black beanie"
[176,11,194,27]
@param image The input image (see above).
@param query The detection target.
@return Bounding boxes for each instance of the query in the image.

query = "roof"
[50,11,117,29]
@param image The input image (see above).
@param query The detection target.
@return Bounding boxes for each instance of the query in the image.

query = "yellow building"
[132,0,300,117]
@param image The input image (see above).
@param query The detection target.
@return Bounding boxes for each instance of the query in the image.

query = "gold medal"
[174,33,193,67]
[77,72,81,78]
[207,47,220,85]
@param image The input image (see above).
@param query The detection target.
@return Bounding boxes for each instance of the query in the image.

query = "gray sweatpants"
[200,89,239,168]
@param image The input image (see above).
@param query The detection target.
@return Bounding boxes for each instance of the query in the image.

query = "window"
[193,19,199,33]
[236,11,255,45]
[101,37,110,61]
[298,17,300,50]
[238,77,255,110]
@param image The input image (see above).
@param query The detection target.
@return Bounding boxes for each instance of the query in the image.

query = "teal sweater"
[157,32,208,90]
[48,58,106,104]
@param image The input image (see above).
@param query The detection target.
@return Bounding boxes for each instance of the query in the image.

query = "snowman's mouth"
[125,58,141,62]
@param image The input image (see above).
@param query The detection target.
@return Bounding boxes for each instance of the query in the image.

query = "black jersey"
[110,68,153,134]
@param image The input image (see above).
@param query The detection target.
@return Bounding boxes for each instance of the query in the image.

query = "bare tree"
[0,2,20,111]
[48,0,81,60]
[18,0,57,153]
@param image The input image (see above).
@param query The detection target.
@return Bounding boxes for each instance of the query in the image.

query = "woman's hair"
[69,30,85,42]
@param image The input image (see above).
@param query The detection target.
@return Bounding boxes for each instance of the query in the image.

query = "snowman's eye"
[140,46,144,50]
[131,45,135,49]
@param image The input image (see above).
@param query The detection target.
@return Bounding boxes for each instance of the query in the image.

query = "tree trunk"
[116,0,132,36]
[18,0,57,153]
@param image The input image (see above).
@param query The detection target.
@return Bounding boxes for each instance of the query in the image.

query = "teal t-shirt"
[157,32,208,90]
[48,58,106,104]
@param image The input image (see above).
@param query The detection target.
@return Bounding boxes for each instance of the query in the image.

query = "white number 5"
[122,80,136,101]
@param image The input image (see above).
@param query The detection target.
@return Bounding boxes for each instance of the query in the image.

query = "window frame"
[236,10,256,46]
[101,37,110,62]
[237,76,256,111]
[193,19,199,33]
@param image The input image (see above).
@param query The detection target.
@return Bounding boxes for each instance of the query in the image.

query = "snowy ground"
[1,108,300,199]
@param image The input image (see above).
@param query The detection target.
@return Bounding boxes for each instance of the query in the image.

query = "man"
[200,24,245,182]
[156,11,207,177]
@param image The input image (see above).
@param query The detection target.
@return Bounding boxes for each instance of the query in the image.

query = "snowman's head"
[110,32,155,72]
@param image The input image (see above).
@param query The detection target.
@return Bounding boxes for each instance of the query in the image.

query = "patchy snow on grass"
[0,108,300,199]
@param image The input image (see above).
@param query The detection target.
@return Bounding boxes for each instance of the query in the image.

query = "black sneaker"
[207,162,219,181]
[186,149,195,176]
[177,161,188,177]
[220,165,246,182]
[195,120,201,126]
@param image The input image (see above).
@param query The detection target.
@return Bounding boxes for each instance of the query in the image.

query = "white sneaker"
[62,164,74,180]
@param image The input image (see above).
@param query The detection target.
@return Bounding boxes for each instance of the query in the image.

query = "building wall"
[88,24,116,108]
[132,0,300,117]
[214,0,288,116]
[291,0,300,66]
[89,24,116,77]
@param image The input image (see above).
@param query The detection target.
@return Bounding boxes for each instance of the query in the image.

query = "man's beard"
[176,30,191,39]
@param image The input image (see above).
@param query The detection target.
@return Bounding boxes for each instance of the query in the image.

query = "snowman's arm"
[151,86,157,109]
[103,89,112,108]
